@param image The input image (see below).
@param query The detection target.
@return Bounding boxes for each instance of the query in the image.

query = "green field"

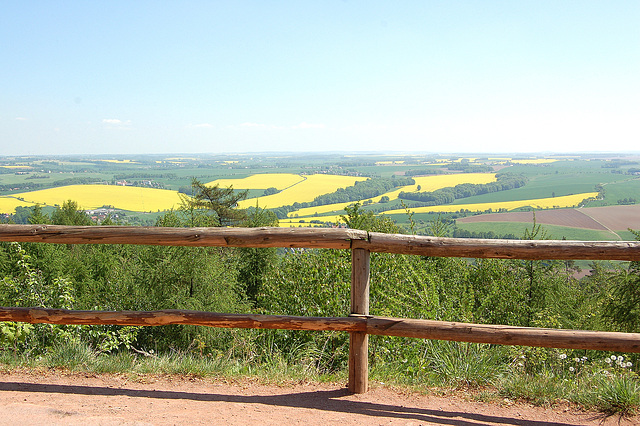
[2,153,639,238]
[454,221,622,241]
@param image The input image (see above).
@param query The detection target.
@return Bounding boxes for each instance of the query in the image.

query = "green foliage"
[340,202,400,233]
[51,200,93,225]
[238,206,279,304]
[422,340,509,387]
[186,178,248,226]
[399,174,527,205]
[28,204,50,225]
[270,177,415,218]
[602,229,640,332]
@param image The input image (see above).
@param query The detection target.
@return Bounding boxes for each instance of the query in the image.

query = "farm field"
[456,204,640,240]
[10,185,183,212]
[289,173,497,218]
[206,173,305,190]
[0,196,35,213]
[0,153,638,239]
[455,221,619,241]
[458,204,640,231]
[234,174,368,209]
[381,192,598,215]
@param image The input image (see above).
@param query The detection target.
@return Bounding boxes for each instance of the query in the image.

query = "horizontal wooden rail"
[1,224,640,260]
[1,307,638,353]
[0,307,364,331]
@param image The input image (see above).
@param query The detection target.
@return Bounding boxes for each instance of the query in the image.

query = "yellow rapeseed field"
[510,159,557,164]
[13,185,183,212]
[99,159,138,164]
[382,192,598,214]
[207,173,305,191]
[237,174,367,209]
[0,197,34,214]
[289,173,497,218]
[290,202,355,217]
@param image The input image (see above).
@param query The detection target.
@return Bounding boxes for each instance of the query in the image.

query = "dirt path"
[0,371,637,425]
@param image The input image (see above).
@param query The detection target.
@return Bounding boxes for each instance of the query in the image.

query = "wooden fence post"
[349,247,370,393]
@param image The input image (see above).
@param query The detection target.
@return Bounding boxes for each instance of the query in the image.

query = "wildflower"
[611,355,617,360]
[581,356,587,362]
[558,354,567,360]
[626,362,633,368]
[605,358,612,364]
[618,356,624,362]
[574,357,581,363]
[569,366,575,372]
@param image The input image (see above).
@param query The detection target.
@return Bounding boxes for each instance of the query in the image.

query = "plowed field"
[457,205,640,231]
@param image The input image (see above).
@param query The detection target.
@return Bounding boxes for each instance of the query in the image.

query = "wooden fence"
[1,224,640,393]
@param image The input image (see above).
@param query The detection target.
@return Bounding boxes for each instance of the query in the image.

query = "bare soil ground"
[580,204,640,231]
[457,209,607,230]
[1,370,637,425]
[457,205,640,232]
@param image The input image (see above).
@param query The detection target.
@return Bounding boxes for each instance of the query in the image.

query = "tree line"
[270,177,415,218]
[398,173,527,205]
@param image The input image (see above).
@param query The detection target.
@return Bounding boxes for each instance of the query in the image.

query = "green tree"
[238,206,279,304]
[603,229,640,332]
[185,178,248,226]
[28,204,50,225]
[51,200,92,226]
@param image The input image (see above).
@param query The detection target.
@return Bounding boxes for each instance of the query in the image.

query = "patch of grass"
[455,221,618,241]
[44,340,96,371]
[1,342,639,417]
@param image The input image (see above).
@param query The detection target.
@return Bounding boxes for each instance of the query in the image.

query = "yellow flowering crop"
[290,173,497,218]
[382,192,598,214]
[99,159,138,164]
[207,173,305,191]
[13,185,183,212]
[0,196,35,214]
[510,159,557,164]
[238,174,367,209]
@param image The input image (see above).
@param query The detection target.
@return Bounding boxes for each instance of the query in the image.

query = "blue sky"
[2,1,639,155]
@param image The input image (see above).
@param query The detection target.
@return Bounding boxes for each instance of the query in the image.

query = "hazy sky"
[2,1,639,155]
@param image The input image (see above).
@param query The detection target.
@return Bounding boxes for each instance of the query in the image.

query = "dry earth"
[457,205,640,232]
[0,370,637,425]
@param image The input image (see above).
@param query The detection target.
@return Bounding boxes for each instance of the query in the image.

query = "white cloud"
[188,123,214,128]
[15,117,27,121]
[240,122,266,128]
[292,122,325,129]
[102,118,131,126]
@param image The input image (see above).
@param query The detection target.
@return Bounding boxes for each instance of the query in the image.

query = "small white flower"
[581,356,587,362]
[569,366,575,372]
[605,358,612,364]
[559,354,567,360]
[574,357,581,363]
[626,362,633,368]
[618,356,624,362]
[611,355,618,360]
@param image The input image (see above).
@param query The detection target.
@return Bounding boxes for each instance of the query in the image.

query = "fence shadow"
[0,381,603,426]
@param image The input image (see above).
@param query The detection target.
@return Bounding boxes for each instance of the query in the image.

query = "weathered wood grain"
[2,224,639,260]
[367,317,640,353]
[1,307,638,353]
[0,225,363,249]
[356,232,640,260]
[0,307,365,331]
[349,248,370,394]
